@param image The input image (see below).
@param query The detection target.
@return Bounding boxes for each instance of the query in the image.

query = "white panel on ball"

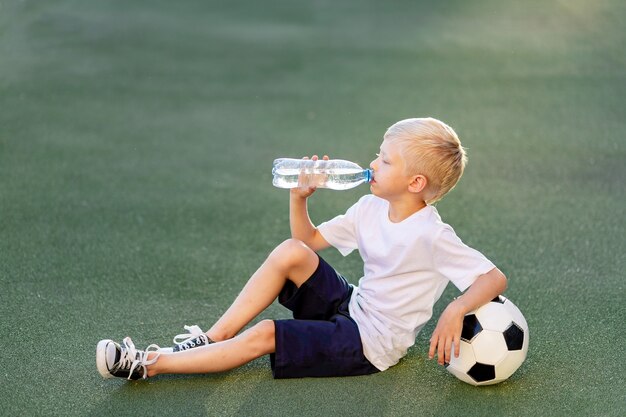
[474,302,514,332]
[471,330,508,364]
[446,340,477,372]
[495,350,527,380]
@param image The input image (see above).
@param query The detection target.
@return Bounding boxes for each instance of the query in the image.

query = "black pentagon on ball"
[503,322,524,350]
[461,314,482,342]
[467,362,496,383]
[491,295,505,303]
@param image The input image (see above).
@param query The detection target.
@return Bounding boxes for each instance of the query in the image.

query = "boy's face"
[369,139,414,199]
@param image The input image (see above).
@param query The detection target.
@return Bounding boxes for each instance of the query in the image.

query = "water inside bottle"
[272,167,367,190]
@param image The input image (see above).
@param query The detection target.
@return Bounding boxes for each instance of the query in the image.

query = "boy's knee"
[256,319,275,337]
[246,320,275,354]
[277,238,310,254]
[272,239,315,268]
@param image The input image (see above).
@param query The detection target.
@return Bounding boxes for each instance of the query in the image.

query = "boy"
[96,117,507,380]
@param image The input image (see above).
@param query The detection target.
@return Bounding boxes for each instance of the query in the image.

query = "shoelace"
[116,337,161,380]
[172,325,209,350]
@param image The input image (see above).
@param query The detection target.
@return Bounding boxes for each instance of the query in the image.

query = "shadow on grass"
[90,364,271,416]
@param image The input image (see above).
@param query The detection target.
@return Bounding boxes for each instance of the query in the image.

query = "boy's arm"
[289,156,331,252]
[428,267,507,365]
[290,192,331,252]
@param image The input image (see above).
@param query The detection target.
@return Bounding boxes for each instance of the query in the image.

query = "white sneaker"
[160,325,213,353]
[96,337,160,380]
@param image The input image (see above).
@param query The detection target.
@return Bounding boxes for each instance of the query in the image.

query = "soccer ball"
[445,295,529,386]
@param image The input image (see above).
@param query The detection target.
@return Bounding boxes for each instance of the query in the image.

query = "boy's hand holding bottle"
[290,155,329,198]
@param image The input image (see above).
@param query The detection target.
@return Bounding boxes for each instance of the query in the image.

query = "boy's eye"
[376,153,388,164]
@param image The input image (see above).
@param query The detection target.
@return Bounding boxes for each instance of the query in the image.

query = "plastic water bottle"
[272,158,373,190]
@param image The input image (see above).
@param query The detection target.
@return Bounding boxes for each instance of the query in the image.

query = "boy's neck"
[386,197,427,223]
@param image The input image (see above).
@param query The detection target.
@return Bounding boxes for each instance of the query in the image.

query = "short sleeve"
[317,200,361,256]
[433,227,496,292]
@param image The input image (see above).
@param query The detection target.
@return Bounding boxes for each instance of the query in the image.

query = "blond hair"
[384,117,467,204]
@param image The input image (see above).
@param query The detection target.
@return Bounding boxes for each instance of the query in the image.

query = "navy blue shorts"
[270,255,380,379]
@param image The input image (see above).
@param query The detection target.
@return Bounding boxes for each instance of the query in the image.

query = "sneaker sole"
[96,339,114,379]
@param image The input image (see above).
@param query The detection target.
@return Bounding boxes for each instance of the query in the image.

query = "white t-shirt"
[317,194,495,371]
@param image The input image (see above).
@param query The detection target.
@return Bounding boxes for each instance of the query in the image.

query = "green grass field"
[1,0,624,415]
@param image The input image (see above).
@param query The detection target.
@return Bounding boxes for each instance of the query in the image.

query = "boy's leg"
[147,320,275,376]
[207,239,318,342]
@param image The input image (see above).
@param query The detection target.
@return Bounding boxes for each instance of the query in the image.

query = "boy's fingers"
[428,336,437,359]
[444,338,452,364]
[454,335,461,358]
[437,338,445,365]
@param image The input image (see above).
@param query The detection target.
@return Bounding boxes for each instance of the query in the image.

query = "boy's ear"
[408,174,427,193]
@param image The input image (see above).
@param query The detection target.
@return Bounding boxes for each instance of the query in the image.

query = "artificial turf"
[0,0,624,415]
